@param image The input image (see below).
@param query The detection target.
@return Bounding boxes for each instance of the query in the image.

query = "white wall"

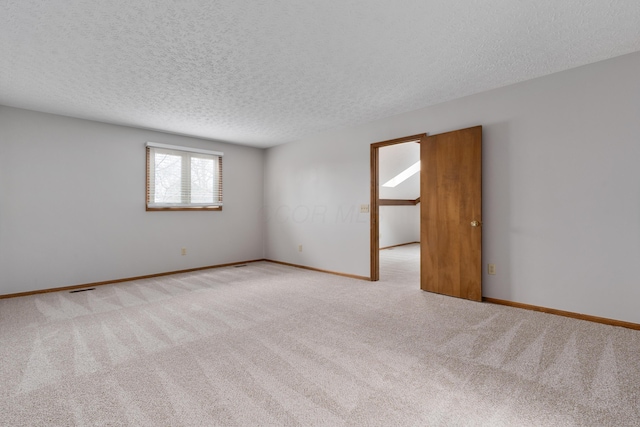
[0,107,264,295]
[379,205,419,248]
[264,51,640,324]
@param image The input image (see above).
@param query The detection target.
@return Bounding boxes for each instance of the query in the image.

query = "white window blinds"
[146,142,223,210]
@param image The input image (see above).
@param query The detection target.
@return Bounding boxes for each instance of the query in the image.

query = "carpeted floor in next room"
[1,243,639,426]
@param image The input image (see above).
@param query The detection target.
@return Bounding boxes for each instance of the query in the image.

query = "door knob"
[470,220,481,227]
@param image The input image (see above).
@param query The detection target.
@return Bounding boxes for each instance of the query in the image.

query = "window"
[146,142,223,211]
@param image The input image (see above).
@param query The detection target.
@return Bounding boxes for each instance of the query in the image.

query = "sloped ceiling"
[379,142,420,200]
[1,1,640,148]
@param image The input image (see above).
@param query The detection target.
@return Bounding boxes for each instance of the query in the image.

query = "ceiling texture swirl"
[1,0,640,148]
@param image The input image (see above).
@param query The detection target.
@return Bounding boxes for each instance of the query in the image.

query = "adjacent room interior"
[377,139,421,281]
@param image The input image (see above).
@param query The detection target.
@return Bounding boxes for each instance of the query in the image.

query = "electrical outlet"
[181,247,187,256]
[488,263,496,275]
[360,204,370,213]
[298,244,303,252]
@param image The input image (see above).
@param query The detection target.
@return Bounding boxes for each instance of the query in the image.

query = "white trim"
[146,142,224,157]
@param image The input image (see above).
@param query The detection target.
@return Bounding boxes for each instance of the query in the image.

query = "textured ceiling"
[1,1,640,148]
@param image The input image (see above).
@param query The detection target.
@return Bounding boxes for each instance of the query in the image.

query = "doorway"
[370,134,426,281]
[370,127,483,301]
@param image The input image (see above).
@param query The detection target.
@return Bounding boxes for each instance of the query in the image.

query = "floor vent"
[234,264,248,268]
[69,288,96,293]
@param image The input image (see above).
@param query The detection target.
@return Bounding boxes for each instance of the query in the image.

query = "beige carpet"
[1,245,639,426]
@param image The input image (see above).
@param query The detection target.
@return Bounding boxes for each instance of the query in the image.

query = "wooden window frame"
[146,143,223,212]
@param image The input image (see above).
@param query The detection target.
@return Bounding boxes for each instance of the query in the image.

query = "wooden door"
[420,126,482,301]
